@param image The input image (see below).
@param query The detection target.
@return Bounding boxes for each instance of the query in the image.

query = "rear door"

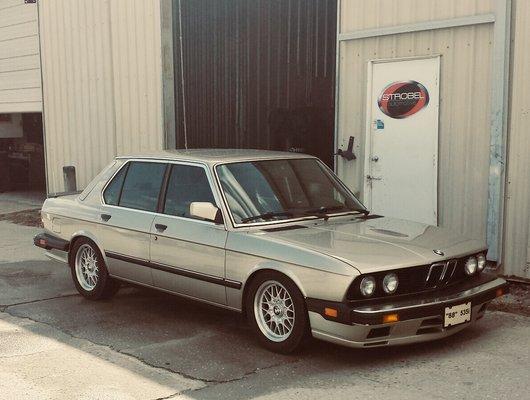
[99,160,167,284]
[149,162,228,305]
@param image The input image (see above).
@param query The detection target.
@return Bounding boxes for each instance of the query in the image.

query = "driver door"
[149,162,228,305]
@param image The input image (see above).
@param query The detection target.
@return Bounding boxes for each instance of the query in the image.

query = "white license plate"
[444,302,471,327]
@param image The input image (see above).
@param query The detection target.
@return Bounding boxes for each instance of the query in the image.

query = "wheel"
[69,238,120,300]
[246,271,309,354]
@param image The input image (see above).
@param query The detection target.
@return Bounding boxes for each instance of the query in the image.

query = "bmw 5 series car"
[34,149,508,353]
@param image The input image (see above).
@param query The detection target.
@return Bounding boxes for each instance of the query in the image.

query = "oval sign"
[377,80,429,119]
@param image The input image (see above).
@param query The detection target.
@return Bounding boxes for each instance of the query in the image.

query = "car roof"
[115,149,315,165]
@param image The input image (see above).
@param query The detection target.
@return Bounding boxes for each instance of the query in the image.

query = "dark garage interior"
[0,113,46,193]
[172,0,337,167]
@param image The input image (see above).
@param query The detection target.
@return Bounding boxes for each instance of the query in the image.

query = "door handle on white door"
[366,175,382,181]
[371,156,379,162]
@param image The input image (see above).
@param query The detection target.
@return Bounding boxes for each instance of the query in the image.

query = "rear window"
[103,161,166,212]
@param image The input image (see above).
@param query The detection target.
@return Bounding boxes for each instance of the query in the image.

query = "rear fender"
[70,230,107,265]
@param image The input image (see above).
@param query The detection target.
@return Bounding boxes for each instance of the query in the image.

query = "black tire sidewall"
[69,238,114,300]
[246,271,309,354]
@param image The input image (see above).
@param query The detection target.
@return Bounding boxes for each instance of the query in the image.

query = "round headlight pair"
[465,254,487,276]
[360,273,398,297]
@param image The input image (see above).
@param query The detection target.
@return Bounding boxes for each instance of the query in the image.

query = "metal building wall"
[172,0,337,167]
[336,0,495,243]
[38,0,164,193]
[0,0,41,113]
[503,0,530,279]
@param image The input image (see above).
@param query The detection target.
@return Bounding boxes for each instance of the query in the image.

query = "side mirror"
[189,202,223,224]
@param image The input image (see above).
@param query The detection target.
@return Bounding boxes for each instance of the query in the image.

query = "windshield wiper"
[241,211,294,223]
[303,206,369,220]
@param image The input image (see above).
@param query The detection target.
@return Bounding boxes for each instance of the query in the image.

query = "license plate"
[444,302,471,327]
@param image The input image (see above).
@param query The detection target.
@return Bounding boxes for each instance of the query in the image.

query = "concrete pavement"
[0,219,529,400]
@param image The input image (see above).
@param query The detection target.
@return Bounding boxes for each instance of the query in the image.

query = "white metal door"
[364,57,440,225]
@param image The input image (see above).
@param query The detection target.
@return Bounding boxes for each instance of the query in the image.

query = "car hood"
[259,216,486,273]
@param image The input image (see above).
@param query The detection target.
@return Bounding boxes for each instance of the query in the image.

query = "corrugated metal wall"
[503,0,530,279]
[0,0,41,113]
[336,0,495,243]
[173,0,337,167]
[39,0,164,193]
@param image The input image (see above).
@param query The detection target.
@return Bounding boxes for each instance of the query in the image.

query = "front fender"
[225,250,357,311]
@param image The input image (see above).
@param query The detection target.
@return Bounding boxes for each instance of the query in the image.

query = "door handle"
[155,223,167,232]
[335,136,356,161]
[366,175,382,181]
[101,214,111,222]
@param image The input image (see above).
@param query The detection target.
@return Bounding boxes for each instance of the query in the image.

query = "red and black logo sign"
[377,81,429,119]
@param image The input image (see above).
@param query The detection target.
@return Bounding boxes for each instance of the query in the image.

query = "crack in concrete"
[1,293,79,310]
[175,358,302,398]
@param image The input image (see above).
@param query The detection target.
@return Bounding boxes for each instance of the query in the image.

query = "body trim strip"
[105,251,242,290]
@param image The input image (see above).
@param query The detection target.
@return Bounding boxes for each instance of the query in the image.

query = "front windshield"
[216,158,366,224]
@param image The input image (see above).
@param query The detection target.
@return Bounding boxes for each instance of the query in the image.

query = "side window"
[118,162,166,212]
[163,164,215,218]
[103,163,128,205]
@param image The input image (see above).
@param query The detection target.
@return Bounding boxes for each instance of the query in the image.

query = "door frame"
[362,55,440,223]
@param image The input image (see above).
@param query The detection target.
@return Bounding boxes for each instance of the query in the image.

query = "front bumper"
[307,274,508,348]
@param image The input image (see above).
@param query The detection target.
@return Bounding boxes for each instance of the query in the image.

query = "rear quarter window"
[103,163,128,205]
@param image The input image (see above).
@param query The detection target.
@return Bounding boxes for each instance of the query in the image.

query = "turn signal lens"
[360,276,376,297]
[477,253,487,272]
[324,307,338,318]
[383,313,399,323]
[464,257,478,275]
[496,288,504,297]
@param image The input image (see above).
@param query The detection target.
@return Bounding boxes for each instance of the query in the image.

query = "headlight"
[360,276,376,297]
[382,273,399,294]
[477,253,486,272]
[465,257,477,275]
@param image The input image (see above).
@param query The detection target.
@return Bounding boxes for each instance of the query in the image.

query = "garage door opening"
[0,112,46,212]
[172,0,337,168]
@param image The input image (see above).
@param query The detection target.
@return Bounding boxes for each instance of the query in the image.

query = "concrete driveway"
[0,220,529,400]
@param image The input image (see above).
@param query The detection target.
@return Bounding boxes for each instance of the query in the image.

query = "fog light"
[477,253,486,272]
[382,273,399,294]
[383,313,399,323]
[360,276,376,297]
[465,257,477,275]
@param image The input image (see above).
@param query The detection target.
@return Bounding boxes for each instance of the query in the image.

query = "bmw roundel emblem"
[433,249,445,256]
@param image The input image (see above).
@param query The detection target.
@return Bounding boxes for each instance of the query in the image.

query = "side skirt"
[109,274,243,313]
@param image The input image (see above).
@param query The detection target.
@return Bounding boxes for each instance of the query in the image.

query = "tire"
[69,238,120,300]
[246,271,309,354]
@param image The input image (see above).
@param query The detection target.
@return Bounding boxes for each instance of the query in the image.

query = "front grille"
[346,254,481,300]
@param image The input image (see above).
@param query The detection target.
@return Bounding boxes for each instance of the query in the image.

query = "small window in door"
[118,162,166,212]
[163,164,215,219]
